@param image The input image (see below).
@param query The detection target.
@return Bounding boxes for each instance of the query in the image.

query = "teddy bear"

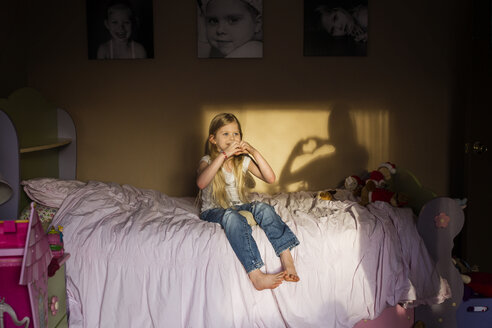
[452,257,472,284]
[362,187,408,207]
[359,162,405,206]
[344,175,364,197]
[377,162,396,181]
[359,170,386,205]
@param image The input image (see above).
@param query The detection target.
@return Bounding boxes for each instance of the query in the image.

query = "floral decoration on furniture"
[434,212,450,228]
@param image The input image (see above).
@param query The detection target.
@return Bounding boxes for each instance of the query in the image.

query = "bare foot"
[248,269,284,290]
[280,249,300,282]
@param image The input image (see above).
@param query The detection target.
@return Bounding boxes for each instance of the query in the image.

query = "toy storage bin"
[0,204,52,328]
[457,297,492,328]
[0,256,32,327]
[0,220,32,327]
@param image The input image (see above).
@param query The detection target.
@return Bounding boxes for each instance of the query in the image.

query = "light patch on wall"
[202,106,389,193]
[352,109,390,170]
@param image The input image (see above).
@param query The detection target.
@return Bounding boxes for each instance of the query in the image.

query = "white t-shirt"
[226,41,263,58]
[200,155,251,213]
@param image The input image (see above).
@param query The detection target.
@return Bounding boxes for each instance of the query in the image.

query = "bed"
[1,88,464,328]
[16,178,450,328]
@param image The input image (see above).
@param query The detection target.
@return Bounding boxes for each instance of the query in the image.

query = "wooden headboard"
[0,87,76,220]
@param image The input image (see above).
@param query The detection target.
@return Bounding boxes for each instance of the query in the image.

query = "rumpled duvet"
[51,180,450,328]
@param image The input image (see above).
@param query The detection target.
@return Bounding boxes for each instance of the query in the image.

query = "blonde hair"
[206,113,250,208]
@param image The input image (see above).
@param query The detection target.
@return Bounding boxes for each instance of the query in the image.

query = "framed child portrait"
[86,0,154,60]
[303,0,368,56]
[197,0,263,58]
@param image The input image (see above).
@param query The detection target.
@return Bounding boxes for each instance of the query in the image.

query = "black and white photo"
[87,0,154,60]
[197,0,263,58]
[304,0,368,56]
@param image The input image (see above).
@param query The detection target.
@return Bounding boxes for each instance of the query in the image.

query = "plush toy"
[318,189,336,201]
[318,189,354,202]
[452,257,472,284]
[363,187,408,207]
[360,162,400,206]
[364,170,386,190]
[378,161,397,180]
[344,175,364,197]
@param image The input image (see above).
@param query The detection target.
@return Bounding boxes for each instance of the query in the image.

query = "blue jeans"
[200,201,300,273]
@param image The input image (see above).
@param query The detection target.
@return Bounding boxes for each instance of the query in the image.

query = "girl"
[197,113,300,290]
[97,1,147,59]
[197,0,263,58]
[316,4,368,42]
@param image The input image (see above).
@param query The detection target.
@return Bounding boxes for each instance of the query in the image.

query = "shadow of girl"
[279,104,368,191]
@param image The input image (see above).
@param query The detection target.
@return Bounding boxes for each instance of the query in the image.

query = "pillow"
[21,178,86,208]
[19,203,58,231]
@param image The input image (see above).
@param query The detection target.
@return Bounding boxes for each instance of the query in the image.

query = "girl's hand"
[350,25,367,42]
[238,141,254,155]
[294,138,321,154]
[223,141,243,158]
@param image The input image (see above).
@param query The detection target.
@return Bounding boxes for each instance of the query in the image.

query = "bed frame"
[0,88,465,328]
[415,197,465,328]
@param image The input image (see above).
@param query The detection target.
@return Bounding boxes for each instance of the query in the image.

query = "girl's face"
[321,8,353,37]
[205,0,261,56]
[105,7,133,42]
[210,121,241,152]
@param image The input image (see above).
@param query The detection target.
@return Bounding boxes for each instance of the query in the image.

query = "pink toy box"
[0,203,52,328]
[0,220,31,327]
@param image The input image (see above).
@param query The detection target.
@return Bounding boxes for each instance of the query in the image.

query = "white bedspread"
[51,181,449,328]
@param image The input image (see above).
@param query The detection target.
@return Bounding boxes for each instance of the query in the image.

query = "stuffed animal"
[377,161,396,180]
[363,187,408,207]
[360,162,400,206]
[344,175,364,197]
[318,189,354,202]
[452,257,472,284]
[318,190,336,201]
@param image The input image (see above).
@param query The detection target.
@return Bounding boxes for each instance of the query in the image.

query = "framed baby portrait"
[197,0,264,58]
[86,0,154,60]
[303,0,368,56]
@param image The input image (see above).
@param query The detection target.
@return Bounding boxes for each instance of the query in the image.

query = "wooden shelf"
[1,89,77,220]
[20,138,72,154]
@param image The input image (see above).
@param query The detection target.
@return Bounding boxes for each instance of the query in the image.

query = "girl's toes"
[284,273,300,282]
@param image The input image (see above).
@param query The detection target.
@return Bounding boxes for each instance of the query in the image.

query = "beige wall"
[3,0,464,197]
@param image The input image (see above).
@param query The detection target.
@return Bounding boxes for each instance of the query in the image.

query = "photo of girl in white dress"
[87,0,154,60]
